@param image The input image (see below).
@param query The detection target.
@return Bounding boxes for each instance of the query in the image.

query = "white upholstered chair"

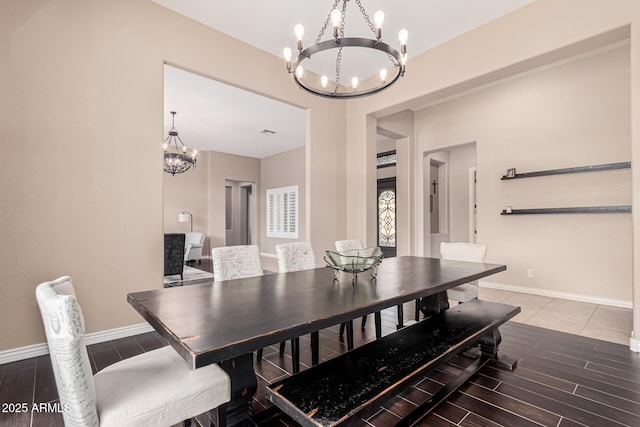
[184,232,205,264]
[211,245,297,370]
[36,276,230,427]
[276,242,315,273]
[275,242,320,367]
[440,242,487,303]
[335,239,365,252]
[211,245,264,282]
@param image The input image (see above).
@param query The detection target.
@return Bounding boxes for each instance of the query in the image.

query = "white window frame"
[266,185,298,238]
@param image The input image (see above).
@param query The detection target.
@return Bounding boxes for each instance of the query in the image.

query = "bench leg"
[339,323,345,337]
[279,341,286,355]
[374,311,382,339]
[478,328,518,370]
[361,315,367,329]
[311,331,319,366]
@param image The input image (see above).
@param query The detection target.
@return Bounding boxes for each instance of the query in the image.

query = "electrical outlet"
[527,269,534,278]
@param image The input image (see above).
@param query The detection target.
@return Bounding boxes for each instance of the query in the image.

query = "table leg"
[218,353,257,426]
[418,291,450,317]
[396,304,404,329]
[311,331,319,366]
[345,320,354,350]
[291,337,300,374]
[374,311,382,339]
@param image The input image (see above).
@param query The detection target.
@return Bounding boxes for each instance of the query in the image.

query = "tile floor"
[478,286,633,346]
[261,256,634,346]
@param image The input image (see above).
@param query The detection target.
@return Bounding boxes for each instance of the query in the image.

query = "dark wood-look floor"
[2,263,639,426]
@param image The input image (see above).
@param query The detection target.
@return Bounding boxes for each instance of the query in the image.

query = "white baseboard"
[479,281,633,309]
[631,336,639,353]
[0,323,154,365]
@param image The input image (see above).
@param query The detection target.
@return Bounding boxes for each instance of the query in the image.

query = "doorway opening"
[377,177,397,258]
[225,180,256,246]
[423,142,477,256]
[430,159,444,234]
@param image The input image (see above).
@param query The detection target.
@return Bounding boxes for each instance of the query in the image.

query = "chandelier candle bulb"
[351,77,358,91]
[374,11,384,40]
[399,29,408,54]
[331,9,341,38]
[294,24,304,50]
[380,69,388,84]
[283,47,292,71]
[321,75,329,89]
[295,65,304,80]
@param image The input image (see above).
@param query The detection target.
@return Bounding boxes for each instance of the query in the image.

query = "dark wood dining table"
[127,256,507,425]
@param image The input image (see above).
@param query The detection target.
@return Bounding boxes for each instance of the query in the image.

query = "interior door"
[377,178,397,258]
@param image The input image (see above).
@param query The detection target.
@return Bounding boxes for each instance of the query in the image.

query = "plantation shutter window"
[266,185,298,238]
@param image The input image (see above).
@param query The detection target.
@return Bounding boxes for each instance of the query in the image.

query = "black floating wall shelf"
[500,161,630,180]
[501,206,631,215]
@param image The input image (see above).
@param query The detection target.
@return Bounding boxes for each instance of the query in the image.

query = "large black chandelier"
[163,111,197,176]
[283,0,407,99]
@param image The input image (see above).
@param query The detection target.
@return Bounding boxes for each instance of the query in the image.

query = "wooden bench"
[266,299,520,427]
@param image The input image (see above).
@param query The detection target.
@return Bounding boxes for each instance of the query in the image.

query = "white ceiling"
[164,65,306,159]
[157,0,535,158]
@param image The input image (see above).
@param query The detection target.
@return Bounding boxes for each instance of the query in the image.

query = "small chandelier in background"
[163,111,197,176]
[283,0,407,99]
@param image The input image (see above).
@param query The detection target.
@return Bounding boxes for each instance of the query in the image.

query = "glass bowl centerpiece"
[324,247,384,281]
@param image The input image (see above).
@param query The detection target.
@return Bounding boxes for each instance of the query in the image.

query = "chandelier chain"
[334,47,343,94]
[332,1,347,94]
[340,1,347,37]
[355,0,377,36]
[315,0,341,43]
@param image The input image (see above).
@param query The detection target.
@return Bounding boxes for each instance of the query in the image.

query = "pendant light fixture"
[163,111,197,176]
[283,0,407,98]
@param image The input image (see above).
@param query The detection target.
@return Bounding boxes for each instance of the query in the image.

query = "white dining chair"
[440,242,487,302]
[276,242,315,273]
[275,242,320,367]
[212,244,264,282]
[335,239,365,252]
[212,245,304,373]
[36,276,230,427]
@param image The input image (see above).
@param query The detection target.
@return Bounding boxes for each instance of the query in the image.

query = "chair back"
[35,277,99,427]
[440,242,487,263]
[276,242,315,273]
[335,239,364,252]
[212,245,264,281]
[185,232,205,246]
[164,233,185,276]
